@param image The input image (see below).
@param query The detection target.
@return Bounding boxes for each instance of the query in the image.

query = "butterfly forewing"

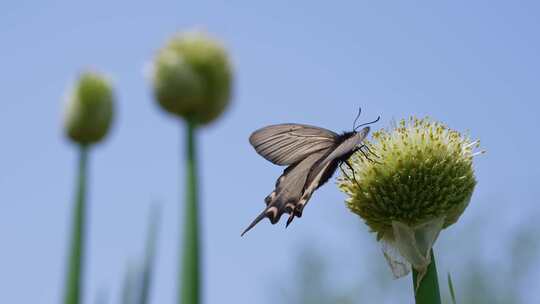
[249,124,338,166]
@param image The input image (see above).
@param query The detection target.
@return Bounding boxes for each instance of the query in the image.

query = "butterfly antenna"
[352,107,362,130]
[340,162,360,187]
[241,209,268,236]
[354,115,381,130]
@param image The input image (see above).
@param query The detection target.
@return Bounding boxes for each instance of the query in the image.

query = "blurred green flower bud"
[64,71,115,145]
[152,31,233,125]
[338,117,483,279]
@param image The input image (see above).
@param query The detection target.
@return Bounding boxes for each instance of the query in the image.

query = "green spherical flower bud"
[338,117,483,278]
[152,31,233,125]
[64,71,115,145]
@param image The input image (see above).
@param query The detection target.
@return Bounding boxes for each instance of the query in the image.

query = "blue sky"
[1,1,539,303]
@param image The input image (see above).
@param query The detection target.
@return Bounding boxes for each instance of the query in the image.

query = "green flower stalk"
[338,117,483,303]
[151,31,233,304]
[62,71,115,304]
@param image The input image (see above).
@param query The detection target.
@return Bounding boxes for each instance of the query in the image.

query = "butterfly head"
[357,126,370,136]
[341,126,370,141]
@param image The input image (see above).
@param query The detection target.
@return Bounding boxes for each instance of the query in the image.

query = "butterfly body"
[242,123,371,236]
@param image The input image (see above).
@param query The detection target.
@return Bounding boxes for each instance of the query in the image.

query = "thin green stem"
[63,145,89,304]
[447,272,457,304]
[179,119,200,304]
[139,205,160,304]
[121,263,137,304]
[412,249,441,304]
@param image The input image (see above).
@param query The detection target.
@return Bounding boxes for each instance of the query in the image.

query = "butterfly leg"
[359,146,382,164]
[344,160,361,187]
[361,144,380,159]
[340,161,361,187]
[339,162,352,181]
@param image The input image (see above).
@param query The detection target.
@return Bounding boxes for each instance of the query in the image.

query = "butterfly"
[241,110,379,236]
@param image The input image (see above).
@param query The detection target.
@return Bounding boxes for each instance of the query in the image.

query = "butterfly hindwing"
[241,150,328,236]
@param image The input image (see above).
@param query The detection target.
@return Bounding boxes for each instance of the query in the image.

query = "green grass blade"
[121,262,137,304]
[139,205,160,304]
[447,273,457,304]
[179,120,200,304]
[63,145,89,304]
[412,249,441,304]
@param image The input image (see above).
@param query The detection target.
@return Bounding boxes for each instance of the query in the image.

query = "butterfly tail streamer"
[242,202,285,236]
[241,209,268,236]
[242,205,298,235]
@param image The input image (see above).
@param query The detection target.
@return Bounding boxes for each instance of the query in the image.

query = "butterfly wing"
[242,126,370,235]
[241,150,328,235]
[249,124,339,166]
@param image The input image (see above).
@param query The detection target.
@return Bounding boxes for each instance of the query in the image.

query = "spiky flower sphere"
[340,117,481,236]
[152,31,233,125]
[64,71,115,145]
[338,117,483,277]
